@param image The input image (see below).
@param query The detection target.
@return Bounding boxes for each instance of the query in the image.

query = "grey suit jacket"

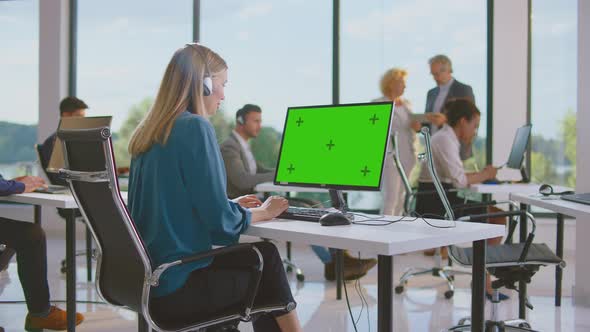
[220,134,275,198]
[425,79,475,160]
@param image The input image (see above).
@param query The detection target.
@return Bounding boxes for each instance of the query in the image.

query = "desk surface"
[509,192,590,219]
[470,183,571,194]
[244,216,504,256]
[0,191,128,209]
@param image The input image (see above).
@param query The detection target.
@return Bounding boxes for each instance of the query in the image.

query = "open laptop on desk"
[274,102,394,222]
[483,124,532,184]
[561,193,590,206]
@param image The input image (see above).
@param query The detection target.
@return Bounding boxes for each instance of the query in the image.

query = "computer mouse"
[319,212,352,226]
[539,184,553,196]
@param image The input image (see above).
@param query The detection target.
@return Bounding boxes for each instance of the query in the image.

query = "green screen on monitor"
[274,102,394,191]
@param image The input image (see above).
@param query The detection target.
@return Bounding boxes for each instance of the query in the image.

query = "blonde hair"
[379,68,408,97]
[428,54,453,73]
[128,44,227,157]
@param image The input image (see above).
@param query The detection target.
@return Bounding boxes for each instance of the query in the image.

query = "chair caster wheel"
[60,260,67,274]
[444,290,454,299]
[518,322,531,328]
[395,286,404,294]
[286,266,293,273]
[296,274,305,282]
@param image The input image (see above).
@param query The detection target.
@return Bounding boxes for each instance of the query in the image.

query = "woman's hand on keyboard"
[250,196,289,222]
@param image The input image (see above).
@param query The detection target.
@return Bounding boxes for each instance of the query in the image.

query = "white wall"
[574,0,590,307]
[492,0,529,181]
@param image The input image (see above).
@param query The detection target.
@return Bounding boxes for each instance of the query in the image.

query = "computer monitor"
[274,102,394,191]
[506,124,532,169]
[47,116,112,172]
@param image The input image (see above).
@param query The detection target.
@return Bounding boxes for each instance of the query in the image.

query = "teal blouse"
[128,111,251,297]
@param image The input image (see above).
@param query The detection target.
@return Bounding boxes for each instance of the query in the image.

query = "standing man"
[39,97,88,185]
[221,104,377,281]
[425,54,475,160]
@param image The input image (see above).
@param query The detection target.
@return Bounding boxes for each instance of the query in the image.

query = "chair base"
[448,319,536,332]
[283,258,305,282]
[396,265,471,299]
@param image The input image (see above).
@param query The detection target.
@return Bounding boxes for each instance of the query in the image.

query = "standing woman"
[373,68,421,216]
[127,44,302,332]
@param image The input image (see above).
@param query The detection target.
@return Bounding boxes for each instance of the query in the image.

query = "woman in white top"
[373,68,421,216]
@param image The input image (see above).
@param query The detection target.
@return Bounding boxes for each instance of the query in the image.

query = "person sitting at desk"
[127,43,302,331]
[39,96,88,186]
[0,174,85,330]
[220,104,377,281]
[416,98,507,298]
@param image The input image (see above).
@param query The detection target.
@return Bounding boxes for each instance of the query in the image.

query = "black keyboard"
[279,207,354,222]
[561,193,590,206]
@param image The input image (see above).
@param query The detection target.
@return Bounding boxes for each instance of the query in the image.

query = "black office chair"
[35,143,94,281]
[392,133,470,299]
[418,127,565,332]
[57,127,293,331]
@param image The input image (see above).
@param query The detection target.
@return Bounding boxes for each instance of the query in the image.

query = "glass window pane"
[0,1,39,177]
[77,0,192,167]
[531,0,577,187]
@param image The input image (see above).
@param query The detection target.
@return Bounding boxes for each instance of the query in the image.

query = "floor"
[1,229,590,331]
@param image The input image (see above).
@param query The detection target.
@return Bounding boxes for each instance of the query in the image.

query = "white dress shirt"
[232,130,257,175]
[418,124,468,188]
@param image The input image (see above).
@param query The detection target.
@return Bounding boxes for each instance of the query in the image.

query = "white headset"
[186,43,213,96]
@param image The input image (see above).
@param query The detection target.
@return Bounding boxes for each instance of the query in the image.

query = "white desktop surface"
[509,192,590,219]
[245,216,504,256]
[0,191,128,209]
[470,183,572,195]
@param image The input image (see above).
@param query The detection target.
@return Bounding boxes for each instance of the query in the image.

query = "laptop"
[561,193,590,206]
[483,124,532,184]
[35,116,112,194]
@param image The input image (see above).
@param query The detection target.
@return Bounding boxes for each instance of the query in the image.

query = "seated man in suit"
[425,54,475,160]
[39,96,88,185]
[221,104,376,281]
[0,173,84,330]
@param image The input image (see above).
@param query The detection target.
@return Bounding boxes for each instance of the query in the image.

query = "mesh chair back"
[57,127,151,313]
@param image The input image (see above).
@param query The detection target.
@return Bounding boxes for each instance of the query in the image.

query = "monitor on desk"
[47,116,112,173]
[274,102,394,191]
[506,124,532,169]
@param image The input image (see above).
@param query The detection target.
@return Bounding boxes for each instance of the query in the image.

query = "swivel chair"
[393,132,470,299]
[418,127,565,332]
[35,143,94,281]
[57,127,293,331]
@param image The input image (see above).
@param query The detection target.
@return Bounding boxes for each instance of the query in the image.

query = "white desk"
[245,217,504,332]
[510,193,590,307]
[470,183,571,195]
[0,191,128,332]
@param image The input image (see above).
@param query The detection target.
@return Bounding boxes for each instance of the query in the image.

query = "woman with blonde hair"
[373,68,421,216]
[128,44,302,331]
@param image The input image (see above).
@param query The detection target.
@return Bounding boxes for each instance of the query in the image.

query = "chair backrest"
[419,127,456,220]
[57,127,152,313]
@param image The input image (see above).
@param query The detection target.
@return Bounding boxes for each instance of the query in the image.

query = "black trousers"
[150,241,296,331]
[415,182,486,218]
[0,217,50,315]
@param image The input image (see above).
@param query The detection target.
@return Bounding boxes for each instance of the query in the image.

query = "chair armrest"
[458,210,523,222]
[452,200,498,211]
[149,243,262,287]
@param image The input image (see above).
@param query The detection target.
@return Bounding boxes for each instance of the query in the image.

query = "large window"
[77,0,192,166]
[531,0,577,187]
[0,0,39,177]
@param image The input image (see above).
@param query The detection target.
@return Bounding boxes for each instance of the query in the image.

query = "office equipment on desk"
[47,116,112,173]
[489,124,532,183]
[279,206,353,223]
[561,193,590,205]
[34,184,69,194]
[275,101,394,212]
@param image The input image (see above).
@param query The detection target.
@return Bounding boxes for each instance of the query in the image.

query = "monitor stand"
[329,189,347,211]
[519,165,530,183]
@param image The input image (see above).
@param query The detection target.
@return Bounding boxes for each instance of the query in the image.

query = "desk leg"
[556,213,564,307]
[472,239,486,332]
[336,249,343,300]
[519,203,528,319]
[34,205,41,225]
[66,209,77,332]
[377,255,393,332]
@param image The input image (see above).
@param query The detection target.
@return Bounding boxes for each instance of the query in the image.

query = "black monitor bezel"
[273,101,394,192]
[506,124,532,169]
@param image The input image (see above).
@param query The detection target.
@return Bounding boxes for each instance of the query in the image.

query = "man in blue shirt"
[0,174,84,330]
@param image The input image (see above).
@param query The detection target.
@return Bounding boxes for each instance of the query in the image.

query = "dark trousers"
[0,217,50,315]
[150,241,296,331]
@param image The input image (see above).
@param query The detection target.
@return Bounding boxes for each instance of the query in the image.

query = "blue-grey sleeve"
[181,118,251,245]
[0,175,25,196]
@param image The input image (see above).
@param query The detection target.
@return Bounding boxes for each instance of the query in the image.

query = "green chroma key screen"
[274,102,394,191]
